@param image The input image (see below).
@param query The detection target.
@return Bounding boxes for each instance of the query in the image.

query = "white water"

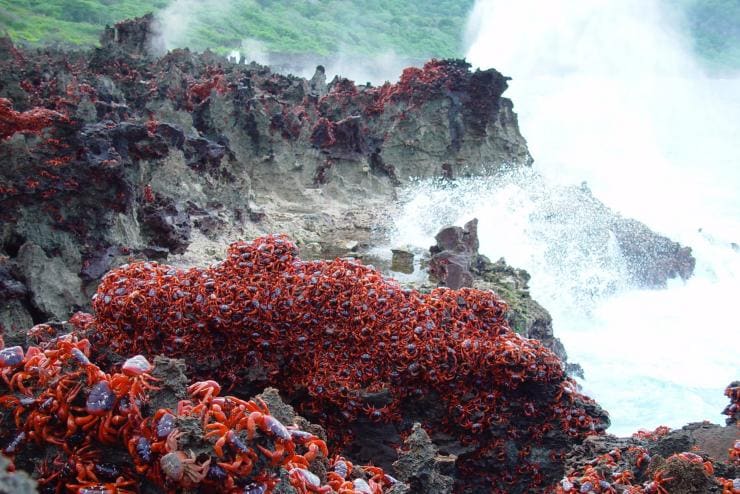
[387,0,740,435]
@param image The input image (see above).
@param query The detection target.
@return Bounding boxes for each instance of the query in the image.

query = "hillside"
[3,0,737,72]
[0,0,474,59]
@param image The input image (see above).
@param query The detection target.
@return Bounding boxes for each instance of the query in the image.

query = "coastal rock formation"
[0,332,399,493]
[427,219,571,366]
[0,14,693,332]
[428,218,480,290]
[0,14,715,494]
[558,424,737,493]
[91,234,610,492]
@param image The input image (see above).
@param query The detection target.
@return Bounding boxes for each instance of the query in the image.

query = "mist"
[464,0,740,240]
[429,0,740,434]
[154,0,421,86]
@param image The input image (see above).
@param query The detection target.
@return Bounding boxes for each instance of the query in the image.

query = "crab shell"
[160,451,185,481]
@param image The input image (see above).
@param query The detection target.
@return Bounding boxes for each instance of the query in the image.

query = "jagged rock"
[392,423,454,494]
[0,264,27,300]
[308,65,327,97]
[651,422,738,469]
[722,381,739,425]
[0,20,691,327]
[428,219,479,289]
[138,196,192,255]
[611,216,696,287]
[563,423,737,493]
[0,299,33,347]
[148,356,189,413]
[99,13,164,59]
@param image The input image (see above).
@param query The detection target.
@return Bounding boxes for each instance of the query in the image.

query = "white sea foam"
[387,0,740,435]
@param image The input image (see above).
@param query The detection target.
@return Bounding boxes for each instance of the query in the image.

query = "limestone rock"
[14,242,86,319]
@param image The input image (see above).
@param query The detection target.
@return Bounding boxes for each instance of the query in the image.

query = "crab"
[158,430,211,487]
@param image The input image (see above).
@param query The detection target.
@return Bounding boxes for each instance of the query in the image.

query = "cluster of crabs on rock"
[554,421,739,494]
[1,238,738,493]
[0,331,394,493]
[88,233,609,492]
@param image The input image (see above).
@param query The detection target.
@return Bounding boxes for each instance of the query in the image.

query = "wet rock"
[428,219,479,289]
[612,216,696,287]
[392,423,454,494]
[391,248,414,274]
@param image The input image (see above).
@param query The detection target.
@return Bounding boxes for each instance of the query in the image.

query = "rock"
[722,381,738,425]
[148,356,189,413]
[0,22,690,330]
[14,242,86,319]
[0,454,37,494]
[98,13,164,59]
[391,248,414,274]
[308,65,327,97]
[562,423,737,494]
[0,300,33,347]
[428,219,479,289]
[0,264,27,300]
[392,423,454,494]
[611,216,696,287]
[138,196,192,255]
[651,422,738,467]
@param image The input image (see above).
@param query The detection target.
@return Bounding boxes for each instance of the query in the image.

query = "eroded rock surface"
[0,14,533,328]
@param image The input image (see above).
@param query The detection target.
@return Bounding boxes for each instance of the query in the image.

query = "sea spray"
[383,0,740,434]
[386,169,739,435]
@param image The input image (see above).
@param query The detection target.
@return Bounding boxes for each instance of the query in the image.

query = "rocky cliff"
[0,15,694,335]
[0,14,538,336]
[0,14,717,494]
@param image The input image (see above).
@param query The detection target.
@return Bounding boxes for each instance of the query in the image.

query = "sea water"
[385,0,740,435]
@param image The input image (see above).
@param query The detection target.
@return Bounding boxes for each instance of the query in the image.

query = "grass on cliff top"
[0,0,738,72]
[0,0,474,59]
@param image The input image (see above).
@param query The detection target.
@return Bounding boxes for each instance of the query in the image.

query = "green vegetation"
[0,0,474,59]
[0,0,738,72]
[0,0,168,46]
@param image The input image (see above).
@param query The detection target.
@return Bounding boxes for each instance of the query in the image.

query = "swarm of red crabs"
[0,97,67,141]
[0,334,391,493]
[90,233,608,491]
[555,426,738,494]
